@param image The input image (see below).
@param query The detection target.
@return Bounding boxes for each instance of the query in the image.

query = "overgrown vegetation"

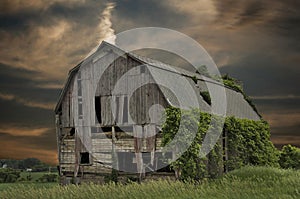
[0,167,299,199]
[0,169,58,183]
[192,69,260,117]
[0,168,21,183]
[221,74,261,117]
[200,91,211,105]
[279,144,300,169]
[162,108,223,180]
[161,107,279,181]
[225,116,279,171]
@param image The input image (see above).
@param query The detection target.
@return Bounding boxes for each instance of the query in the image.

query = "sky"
[0,0,299,165]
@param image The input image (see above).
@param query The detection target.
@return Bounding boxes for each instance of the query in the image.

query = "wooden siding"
[59,134,164,174]
[58,45,172,180]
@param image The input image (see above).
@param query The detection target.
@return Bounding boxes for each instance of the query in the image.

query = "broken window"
[70,128,75,137]
[95,96,102,124]
[80,152,90,164]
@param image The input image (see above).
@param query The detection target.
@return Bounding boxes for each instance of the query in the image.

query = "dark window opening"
[123,96,128,123]
[115,126,133,132]
[100,127,112,132]
[140,65,145,73]
[70,128,75,136]
[78,103,83,116]
[156,165,173,173]
[95,96,102,123]
[80,152,90,164]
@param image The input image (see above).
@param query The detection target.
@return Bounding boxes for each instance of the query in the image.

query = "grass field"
[19,171,56,181]
[0,166,299,199]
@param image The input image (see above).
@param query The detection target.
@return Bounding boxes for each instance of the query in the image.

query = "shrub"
[36,174,58,183]
[279,144,300,169]
[225,117,279,171]
[0,168,21,183]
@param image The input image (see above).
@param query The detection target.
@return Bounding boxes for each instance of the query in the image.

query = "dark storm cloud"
[45,2,104,27]
[0,99,54,127]
[213,0,300,39]
[213,0,265,27]
[0,10,39,30]
[220,53,300,96]
[0,1,105,31]
[113,0,188,31]
[254,99,300,113]
[252,98,300,148]
[0,63,61,104]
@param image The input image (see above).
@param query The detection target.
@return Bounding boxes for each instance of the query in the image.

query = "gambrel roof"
[55,41,260,121]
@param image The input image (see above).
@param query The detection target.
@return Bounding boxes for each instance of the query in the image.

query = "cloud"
[0,1,113,83]
[271,136,300,148]
[0,126,50,136]
[0,127,57,164]
[262,112,300,128]
[0,0,86,14]
[0,92,55,110]
[0,98,54,127]
[251,95,300,100]
[0,140,57,165]
[99,2,116,44]
[85,2,116,58]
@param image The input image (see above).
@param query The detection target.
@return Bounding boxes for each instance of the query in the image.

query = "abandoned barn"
[55,41,260,184]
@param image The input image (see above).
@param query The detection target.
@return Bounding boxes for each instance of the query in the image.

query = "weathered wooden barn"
[55,41,260,184]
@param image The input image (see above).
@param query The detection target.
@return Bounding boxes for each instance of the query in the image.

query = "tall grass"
[1,166,299,199]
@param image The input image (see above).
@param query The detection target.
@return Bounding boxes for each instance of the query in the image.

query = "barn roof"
[55,41,260,121]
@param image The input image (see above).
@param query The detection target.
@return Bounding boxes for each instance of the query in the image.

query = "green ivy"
[162,107,223,180]
[225,117,279,171]
[161,107,279,181]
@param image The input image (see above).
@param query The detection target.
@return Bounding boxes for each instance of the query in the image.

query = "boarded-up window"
[123,96,128,123]
[115,96,120,123]
[80,152,90,164]
[117,152,137,172]
[95,96,101,123]
[140,65,145,73]
[78,98,83,119]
